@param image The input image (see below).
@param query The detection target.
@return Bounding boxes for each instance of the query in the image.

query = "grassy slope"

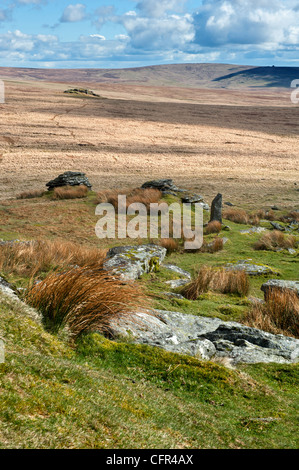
[0,291,298,449]
[0,192,298,449]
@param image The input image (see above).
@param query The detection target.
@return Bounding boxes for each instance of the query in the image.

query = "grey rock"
[162,263,191,279]
[46,171,92,191]
[181,194,204,204]
[141,179,182,193]
[210,193,222,224]
[0,276,19,300]
[107,309,299,364]
[240,227,267,234]
[261,279,299,298]
[165,279,190,289]
[104,244,167,281]
[163,292,186,300]
[270,221,285,231]
[224,202,234,207]
[288,248,296,255]
[225,260,279,276]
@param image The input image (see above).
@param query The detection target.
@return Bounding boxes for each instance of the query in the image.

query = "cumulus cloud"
[193,0,299,48]
[119,11,194,50]
[60,3,87,23]
[136,0,187,18]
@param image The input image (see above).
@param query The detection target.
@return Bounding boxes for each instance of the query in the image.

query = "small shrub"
[17,190,45,199]
[51,185,89,200]
[26,263,146,337]
[243,289,299,338]
[205,221,222,234]
[254,230,297,251]
[159,238,180,254]
[223,208,249,225]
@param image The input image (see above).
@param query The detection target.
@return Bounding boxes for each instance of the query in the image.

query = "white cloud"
[60,3,86,23]
[136,0,187,18]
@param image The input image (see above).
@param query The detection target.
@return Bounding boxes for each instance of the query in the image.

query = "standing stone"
[210,193,222,224]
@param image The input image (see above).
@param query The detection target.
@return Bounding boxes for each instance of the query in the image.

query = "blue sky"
[0,0,298,69]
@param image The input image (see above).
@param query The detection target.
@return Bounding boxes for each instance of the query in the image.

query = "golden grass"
[223,208,250,225]
[26,263,146,337]
[51,185,89,200]
[205,221,222,234]
[200,237,224,253]
[16,189,45,199]
[0,239,107,278]
[254,230,297,251]
[96,187,162,211]
[180,266,214,300]
[181,266,250,300]
[159,238,180,254]
[243,289,299,338]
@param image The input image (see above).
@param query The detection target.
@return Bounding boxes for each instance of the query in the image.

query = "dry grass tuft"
[51,185,89,200]
[96,187,162,211]
[280,211,299,223]
[223,208,250,225]
[17,189,45,199]
[254,230,297,251]
[243,289,299,338]
[159,238,180,254]
[26,263,146,338]
[205,221,222,234]
[211,269,250,297]
[181,266,250,300]
[0,239,107,278]
[181,266,214,300]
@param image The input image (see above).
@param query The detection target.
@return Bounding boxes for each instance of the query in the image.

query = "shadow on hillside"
[213,66,299,88]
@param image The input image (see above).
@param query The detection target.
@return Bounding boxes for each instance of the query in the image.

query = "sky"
[0,0,298,69]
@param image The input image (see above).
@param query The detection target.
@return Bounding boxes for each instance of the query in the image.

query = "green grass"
[0,193,298,448]
[0,291,298,449]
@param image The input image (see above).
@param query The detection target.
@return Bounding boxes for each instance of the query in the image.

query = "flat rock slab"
[162,263,191,279]
[225,260,279,276]
[240,227,267,234]
[261,279,299,298]
[104,244,167,281]
[108,309,299,364]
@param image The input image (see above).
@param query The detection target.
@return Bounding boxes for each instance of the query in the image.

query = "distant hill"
[0,63,298,89]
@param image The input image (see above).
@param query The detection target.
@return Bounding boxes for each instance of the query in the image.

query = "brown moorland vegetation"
[26,263,146,337]
[243,289,299,338]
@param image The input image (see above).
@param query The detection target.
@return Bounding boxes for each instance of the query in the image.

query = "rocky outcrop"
[261,279,299,298]
[225,260,279,276]
[141,179,209,210]
[104,244,167,281]
[46,171,92,191]
[107,309,299,365]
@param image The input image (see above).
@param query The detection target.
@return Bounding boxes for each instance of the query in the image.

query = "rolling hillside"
[0,63,298,89]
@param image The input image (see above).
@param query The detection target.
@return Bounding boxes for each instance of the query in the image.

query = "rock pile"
[46,171,92,191]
